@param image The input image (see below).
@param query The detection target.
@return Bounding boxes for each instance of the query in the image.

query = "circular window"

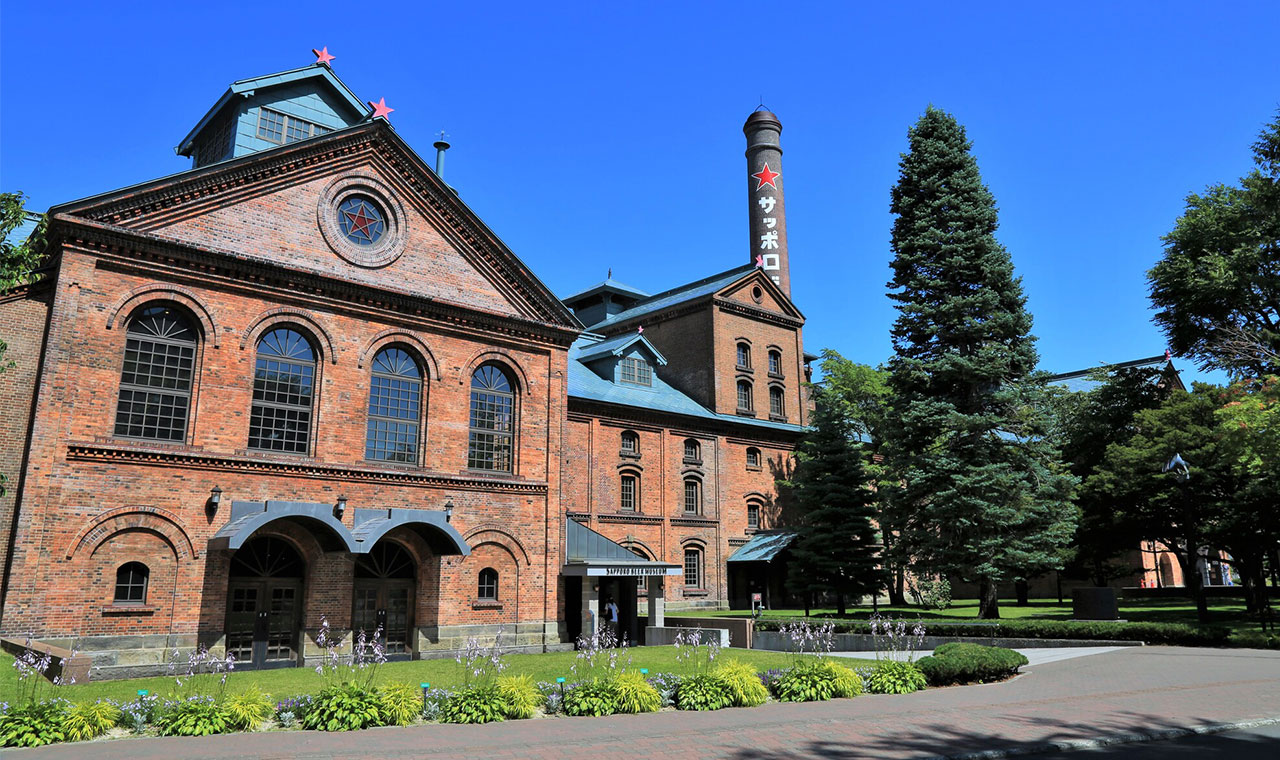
[337,195,385,246]
[751,286,764,303]
[317,175,408,268]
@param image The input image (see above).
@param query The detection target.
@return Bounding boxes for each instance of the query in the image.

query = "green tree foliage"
[0,191,48,499]
[786,382,885,615]
[1052,367,1177,585]
[881,107,1077,619]
[1148,112,1280,375]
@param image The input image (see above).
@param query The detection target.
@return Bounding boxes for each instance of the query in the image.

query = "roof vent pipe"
[433,133,451,178]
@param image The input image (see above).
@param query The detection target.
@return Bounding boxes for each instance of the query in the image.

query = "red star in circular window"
[338,196,385,245]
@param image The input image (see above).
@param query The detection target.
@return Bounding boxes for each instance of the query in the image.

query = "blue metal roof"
[562,277,650,303]
[576,332,668,365]
[585,264,755,330]
[567,335,805,434]
[727,531,797,563]
[1048,355,1182,393]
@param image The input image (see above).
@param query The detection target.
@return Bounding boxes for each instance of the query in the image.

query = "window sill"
[768,372,785,381]
[735,365,753,374]
[472,600,503,610]
[769,414,788,423]
[103,604,157,615]
[682,588,709,597]
[736,409,756,417]
[619,451,641,460]
[682,457,703,466]
[746,465,763,472]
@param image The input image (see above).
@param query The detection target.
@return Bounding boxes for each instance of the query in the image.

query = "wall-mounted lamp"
[208,486,223,511]
[444,500,454,522]
[335,495,347,518]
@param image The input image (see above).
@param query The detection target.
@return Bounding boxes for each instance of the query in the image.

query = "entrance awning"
[561,518,681,577]
[726,531,796,563]
[209,501,469,555]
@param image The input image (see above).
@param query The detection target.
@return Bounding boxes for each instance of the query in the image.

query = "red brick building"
[0,62,809,676]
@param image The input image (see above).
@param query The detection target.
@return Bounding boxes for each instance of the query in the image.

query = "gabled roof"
[576,331,668,365]
[567,334,805,434]
[176,64,369,156]
[1048,355,1185,393]
[585,263,755,329]
[562,277,650,304]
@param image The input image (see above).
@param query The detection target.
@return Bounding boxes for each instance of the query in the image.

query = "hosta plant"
[303,683,385,731]
[0,699,68,748]
[675,673,731,711]
[772,663,836,703]
[610,671,661,714]
[564,681,619,717]
[865,660,927,694]
[155,696,230,737]
[441,685,507,724]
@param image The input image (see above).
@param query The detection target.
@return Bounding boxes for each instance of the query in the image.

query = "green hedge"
[753,618,1255,647]
[915,643,1028,687]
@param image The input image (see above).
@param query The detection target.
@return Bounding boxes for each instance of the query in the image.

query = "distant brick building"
[0,61,809,676]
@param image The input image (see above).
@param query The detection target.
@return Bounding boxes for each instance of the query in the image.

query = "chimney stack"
[744,108,790,296]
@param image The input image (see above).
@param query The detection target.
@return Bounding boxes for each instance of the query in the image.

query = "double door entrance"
[225,536,305,669]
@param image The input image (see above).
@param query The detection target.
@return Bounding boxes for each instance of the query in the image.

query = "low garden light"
[556,676,566,700]
[421,682,430,711]
[137,689,148,697]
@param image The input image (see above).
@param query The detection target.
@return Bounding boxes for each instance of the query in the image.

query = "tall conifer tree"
[882,107,1076,619]
[787,384,885,615]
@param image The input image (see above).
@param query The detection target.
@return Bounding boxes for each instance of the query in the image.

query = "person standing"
[604,596,620,644]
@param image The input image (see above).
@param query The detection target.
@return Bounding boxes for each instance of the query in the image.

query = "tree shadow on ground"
[727,712,1278,759]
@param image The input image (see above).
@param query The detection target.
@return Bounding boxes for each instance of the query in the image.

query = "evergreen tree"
[882,107,1077,619]
[786,383,885,616]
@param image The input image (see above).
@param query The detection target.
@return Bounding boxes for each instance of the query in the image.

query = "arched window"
[683,438,701,462]
[747,500,762,530]
[249,327,317,453]
[620,472,639,512]
[736,342,751,369]
[630,547,650,590]
[683,477,701,514]
[114,562,149,604]
[468,364,515,471]
[768,350,782,376]
[737,380,753,412]
[620,430,639,455]
[114,304,198,441]
[478,567,499,601]
[683,547,702,589]
[746,447,761,468]
[366,346,422,463]
[769,386,785,418]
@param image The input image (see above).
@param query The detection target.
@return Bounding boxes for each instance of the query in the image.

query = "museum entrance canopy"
[561,518,681,577]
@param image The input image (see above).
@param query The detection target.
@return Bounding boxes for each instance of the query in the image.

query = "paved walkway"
[12,646,1280,759]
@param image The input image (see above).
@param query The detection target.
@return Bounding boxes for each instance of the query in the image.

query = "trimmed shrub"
[155,696,231,737]
[377,682,424,726]
[712,660,769,707]
[496,674,542,719]
[442,685,507,724]
[755,617,1240,647]
[303,684,385,732]
[0,700,68,747]
[864,660,927,694]
[611,671,662,714]
[564,681,619,717]
[916,643,1028,686]
[675,673,731,711]
[772,663,836,702]
[63,700,120,742]
[223,685,273,731]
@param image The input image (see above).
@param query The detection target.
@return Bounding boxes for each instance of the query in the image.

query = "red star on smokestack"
[368,98,394,120]
[312,47,336,66]
[752,163,780,190]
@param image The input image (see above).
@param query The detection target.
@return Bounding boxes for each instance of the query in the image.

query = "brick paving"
[12,646,1280,759]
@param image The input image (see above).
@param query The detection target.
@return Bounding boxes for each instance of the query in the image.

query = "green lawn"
[2,647,868,704]
[671,597,1253,626]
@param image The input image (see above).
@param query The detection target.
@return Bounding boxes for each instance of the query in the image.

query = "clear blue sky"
[3,2,1277,385]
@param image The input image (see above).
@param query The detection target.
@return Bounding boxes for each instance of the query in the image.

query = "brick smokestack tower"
[744,109,790,296]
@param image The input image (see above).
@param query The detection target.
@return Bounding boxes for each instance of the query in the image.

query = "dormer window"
[736,343,751,369]
[620,357,652,386]
[257,107,332,145]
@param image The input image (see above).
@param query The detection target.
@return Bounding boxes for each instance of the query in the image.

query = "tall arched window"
[768,350,783,377]
[737,380,754,412]
[478,567,499,600]
[683,547,702,589]
[683,438,701,462]
[683,477,702,514]
[769,386,785,418]
[736,342,751,369]
[249,327,317,453]
[468,363,515,471]
[366,347,422,463]
[114,305,198,441]
[747,500,762,530]
[114,562,149,604]
[620,472,639,512]
[620,430,639,455]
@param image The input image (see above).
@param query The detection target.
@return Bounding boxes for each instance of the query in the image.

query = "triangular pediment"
[717,269,805,321]
[52,122,578,329]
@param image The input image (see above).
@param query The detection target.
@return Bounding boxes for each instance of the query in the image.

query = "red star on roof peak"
[752,163,781,190]
[312,46,336,66]
[368,98,394,120]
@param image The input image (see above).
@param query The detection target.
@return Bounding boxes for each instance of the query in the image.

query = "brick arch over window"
[239,308,337,364]
[618,539,656,560]
[107,285,221,347]
[462,525,532,566]
[456,349,530,391]
[357,330,442,380]
[66,507,197,561]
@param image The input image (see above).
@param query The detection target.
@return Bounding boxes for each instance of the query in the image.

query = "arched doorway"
[225,536,304,669]
[354,541,416,659]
